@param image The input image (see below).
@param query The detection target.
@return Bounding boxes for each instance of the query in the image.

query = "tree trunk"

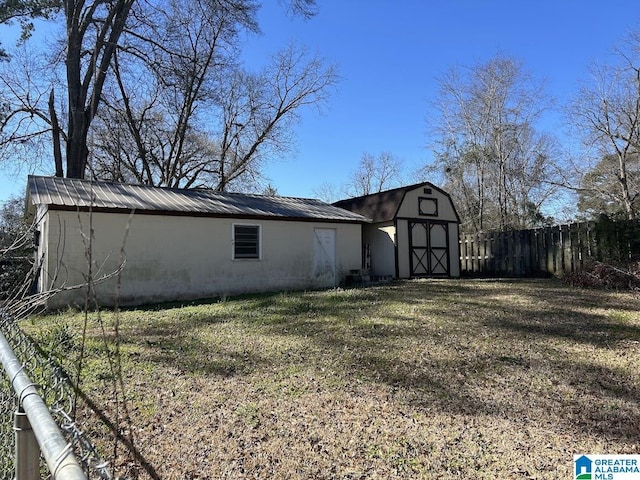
[618,153,636,220]
[63,0,135,179]
[66,125,89,179]
[49,89,64,177]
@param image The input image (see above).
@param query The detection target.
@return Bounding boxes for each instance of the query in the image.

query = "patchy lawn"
[24,279,640,479]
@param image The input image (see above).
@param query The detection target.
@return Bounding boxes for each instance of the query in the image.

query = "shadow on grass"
[223,279,640,444]
[72,278,640,453]
[344,349,640,442]
[141,335,268,377]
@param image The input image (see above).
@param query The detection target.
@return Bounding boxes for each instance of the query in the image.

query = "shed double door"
[408,221,450,276]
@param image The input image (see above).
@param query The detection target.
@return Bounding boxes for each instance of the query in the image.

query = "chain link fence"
[0,310,113,479]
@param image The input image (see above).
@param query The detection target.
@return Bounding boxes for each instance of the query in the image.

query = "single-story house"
[26,176,368,309]
[333,182,461,278]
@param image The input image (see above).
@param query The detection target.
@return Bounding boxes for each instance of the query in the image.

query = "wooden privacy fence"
[459,219,640,277]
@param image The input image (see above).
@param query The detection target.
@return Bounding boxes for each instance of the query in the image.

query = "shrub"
[564,259,640,291]
[0,195,35,301]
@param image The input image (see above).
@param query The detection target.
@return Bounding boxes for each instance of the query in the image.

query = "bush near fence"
[459,218,640,277]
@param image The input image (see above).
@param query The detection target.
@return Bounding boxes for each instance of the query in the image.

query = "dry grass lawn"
[25,278,640,479]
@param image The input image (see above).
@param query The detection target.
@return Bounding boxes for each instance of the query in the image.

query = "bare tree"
[91,0,257,188]
[286,0,318,18]
[0,0,320,182]
[568,36,640,220]
[0,43,61,174]
[345,152,403,197]
[93,34,337,190]
[0,0,135,178]
[313,181,342,203]
[427,55,558,232]
[213,46,337,191]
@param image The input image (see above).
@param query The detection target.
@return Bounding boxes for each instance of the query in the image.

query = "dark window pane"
[234,225,259,259]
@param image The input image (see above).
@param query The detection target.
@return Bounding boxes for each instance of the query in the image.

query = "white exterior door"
[313,228,336,286]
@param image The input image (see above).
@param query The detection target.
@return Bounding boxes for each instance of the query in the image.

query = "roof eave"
[45,204,370,224]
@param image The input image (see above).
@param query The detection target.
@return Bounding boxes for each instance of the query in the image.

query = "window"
[419,197,438,216]
[233,224,260,259]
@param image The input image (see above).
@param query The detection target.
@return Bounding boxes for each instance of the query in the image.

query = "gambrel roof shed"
[27,176,367,309]
[334,182,460,278]
[333,182,460,224]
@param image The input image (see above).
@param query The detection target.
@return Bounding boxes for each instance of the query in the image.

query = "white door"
[313,228,336,286]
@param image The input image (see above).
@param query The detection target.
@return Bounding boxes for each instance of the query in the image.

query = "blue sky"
[243,0,640,199]
[1,0,640,203]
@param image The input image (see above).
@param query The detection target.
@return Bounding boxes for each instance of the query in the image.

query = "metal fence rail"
[0,310,113,479]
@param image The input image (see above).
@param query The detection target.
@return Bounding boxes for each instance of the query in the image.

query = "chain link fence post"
[14,407,39,480]
[1,308,115,479]
[1,328,86,480]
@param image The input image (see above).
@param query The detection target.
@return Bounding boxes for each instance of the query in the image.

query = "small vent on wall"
[424,188,432,194]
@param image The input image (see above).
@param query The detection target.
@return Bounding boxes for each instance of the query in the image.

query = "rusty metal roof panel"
[27,176,369,223]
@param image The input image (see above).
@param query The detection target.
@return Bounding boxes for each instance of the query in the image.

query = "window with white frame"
[233,224,261,259]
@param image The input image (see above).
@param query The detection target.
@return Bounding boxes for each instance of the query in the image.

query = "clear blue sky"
[1,0,639,203]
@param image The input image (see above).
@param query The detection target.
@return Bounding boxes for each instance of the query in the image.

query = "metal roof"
[27,176,369,223]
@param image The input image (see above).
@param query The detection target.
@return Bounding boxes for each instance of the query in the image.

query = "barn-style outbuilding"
[334,182,461,279]
[27,176,368,309]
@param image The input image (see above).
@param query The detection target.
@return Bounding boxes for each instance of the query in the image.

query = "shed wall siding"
[363,223,396,277]
[397,219,411,278]
[41,210,362,308]
[395,186,461,278]
[448,223,461,277]
[395,187,459,222]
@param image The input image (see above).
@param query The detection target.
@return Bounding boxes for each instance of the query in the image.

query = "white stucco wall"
[38,209,362,309]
